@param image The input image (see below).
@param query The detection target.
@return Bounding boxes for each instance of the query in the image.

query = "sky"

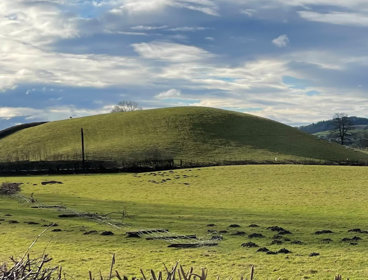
[1,0,368,129]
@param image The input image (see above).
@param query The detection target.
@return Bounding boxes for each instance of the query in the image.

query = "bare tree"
[332,113,351,145]
[111,101,142,113]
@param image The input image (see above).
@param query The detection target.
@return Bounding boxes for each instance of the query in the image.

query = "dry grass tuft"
[0,182,22,195]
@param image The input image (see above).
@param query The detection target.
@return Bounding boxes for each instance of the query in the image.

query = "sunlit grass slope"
[0,106,366,163]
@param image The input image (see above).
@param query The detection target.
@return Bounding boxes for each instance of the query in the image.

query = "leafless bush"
[0,182,22,195]
[111,100,142,113]
[89,257,349,280]
[0,254,62,280]
[0,253,349,280]
[88,256,255,280]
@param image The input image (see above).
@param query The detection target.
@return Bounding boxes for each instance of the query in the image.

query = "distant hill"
[299,117,368,148]
[0,107,367,164]
[300,117,368,134]
[0,122,48,140]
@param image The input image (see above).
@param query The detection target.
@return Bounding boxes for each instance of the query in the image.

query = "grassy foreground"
[0,107,367,164]
[0,165,368,279]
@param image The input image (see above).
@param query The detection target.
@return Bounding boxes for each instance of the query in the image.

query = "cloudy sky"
[1,0,368,129]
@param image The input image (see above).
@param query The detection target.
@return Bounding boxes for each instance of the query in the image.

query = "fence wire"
[17,195,221,247]
[129,229,220,247]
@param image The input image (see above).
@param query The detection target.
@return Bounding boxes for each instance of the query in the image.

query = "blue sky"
[1,0,368,129]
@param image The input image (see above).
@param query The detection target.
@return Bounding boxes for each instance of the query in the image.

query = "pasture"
[1,165,367,279]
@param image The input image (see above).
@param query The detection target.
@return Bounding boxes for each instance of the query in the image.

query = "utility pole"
[81,128,85,167]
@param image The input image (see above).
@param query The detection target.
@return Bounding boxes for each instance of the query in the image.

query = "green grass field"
[1,165,368,279]
[0,107,367,164]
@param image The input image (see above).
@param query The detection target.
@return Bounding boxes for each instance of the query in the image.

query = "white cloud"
[224,0,368,26]
[298,11,368,27]
[110,0,219,16]
[187,87,368,126]
[131,25,168,30]
[226,0,368,11]
[30,106,112,121]
[241,9,256,17]
[253,93,368,125]
[131,25,207,32]
[158,58,289,92]
[132,41,213,62]
[0,38,155,91]
[168,26,208,32]
[0,0,79,47]
[0,105,112,122]
[287,50,344,70]
[174,0,219,16]
[111,0,169,14]
[155,89,182,99]
[0,107,40,120]
[2,0,368,127]
[278,0,368,10]
[272,34,289,48]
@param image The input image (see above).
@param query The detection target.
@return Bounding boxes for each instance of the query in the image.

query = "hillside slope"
[0,107,367,164]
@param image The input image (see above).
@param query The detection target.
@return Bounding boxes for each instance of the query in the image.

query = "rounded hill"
[0,106,366,164]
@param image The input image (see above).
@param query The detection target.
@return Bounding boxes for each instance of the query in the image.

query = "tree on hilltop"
[111,100,142,113]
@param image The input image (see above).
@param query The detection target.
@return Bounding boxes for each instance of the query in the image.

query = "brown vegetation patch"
[0,183,22,195]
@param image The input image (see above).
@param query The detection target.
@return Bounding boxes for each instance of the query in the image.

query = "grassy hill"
[0,106,367,164]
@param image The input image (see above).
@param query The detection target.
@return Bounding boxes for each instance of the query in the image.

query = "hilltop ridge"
[0,106,366,164]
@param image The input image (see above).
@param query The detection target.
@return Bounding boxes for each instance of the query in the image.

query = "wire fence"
[0,156,367,175]
[17,192,219,248]
[127,229,219,248]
